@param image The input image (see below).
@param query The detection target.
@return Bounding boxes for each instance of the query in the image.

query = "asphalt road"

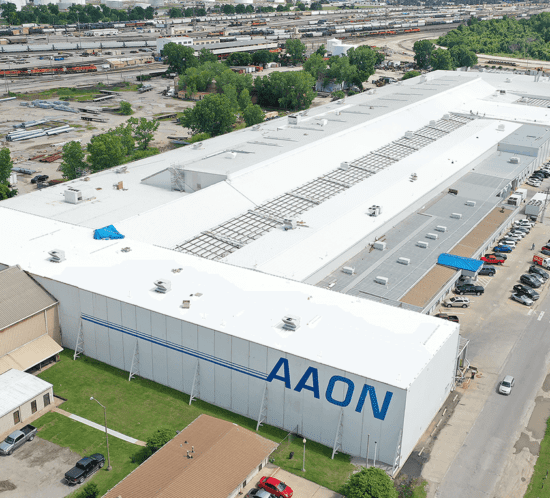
[435,234,550,497]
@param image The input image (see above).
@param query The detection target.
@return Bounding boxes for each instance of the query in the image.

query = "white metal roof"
[0,208,456,390]
[0,369,53,419]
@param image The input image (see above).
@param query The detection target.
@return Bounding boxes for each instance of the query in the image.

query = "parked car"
[530,273,545,285]
[30,174,48,184]
[520,274,542,288]
[435,313,459,323]
[512,293,533,306]
[259,477,293,498]
[515,219,535,227]
[481,255,505,265]
[513,284,540,300]
[248,489,276,498]
[499,239,516,248]
[513,226,530,233]
[498,375,515,395]
[0,425,36,455]
[65,454,105,485]
[485,252,507,260]
[530,265,549,280]
[542,249,550,256]
[443,296,470,308]
[506,232,525,239]
[542,246,550,252]
[494,245,513,253]
[527,180,541,187]
[455,283,484,295]
[479,266,496,276]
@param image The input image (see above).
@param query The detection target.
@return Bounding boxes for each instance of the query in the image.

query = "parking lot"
[0,437,83,498]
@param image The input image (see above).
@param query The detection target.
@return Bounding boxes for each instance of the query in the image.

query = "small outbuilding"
[0,266,62,376]
[0,369,54,436]
[103,414,279,498]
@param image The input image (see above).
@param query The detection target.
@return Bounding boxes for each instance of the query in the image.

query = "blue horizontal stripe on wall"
[81,313,268,381]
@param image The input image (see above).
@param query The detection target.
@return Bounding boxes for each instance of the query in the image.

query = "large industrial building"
[1,71,549,471]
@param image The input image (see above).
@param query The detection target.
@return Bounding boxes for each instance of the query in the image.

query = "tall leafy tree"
[285,38,307,65]
[413,40,435,69]
[304,53,327,80]
[450,45,478,67]
[87,133,126,172]
[243,105,265,127]
[180,94,236,136]
[347,45,378,82]
[431,49,455,70]
[226,52,252,66]
[0,147,13,185]
[60,142,87,180]
[198,48,217,64]
[255,71,316,110]
[128,118,160,150]
[238,88,252,111]
[162,43,197,74]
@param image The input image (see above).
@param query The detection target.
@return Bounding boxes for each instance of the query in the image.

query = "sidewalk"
[52,407,146,446]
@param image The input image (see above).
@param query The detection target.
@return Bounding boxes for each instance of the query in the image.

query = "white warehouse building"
[2,71,550,471]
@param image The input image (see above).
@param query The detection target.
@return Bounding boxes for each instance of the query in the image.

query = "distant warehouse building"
[2,71,550,472]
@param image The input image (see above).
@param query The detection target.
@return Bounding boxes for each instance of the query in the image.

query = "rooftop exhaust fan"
[367,205,382,217]
[283,218,297,230]
[282,315,300,331]
[49,249,65,263]
[154,279,171,293]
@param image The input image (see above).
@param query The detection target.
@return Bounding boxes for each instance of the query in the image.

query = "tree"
[402,70,421,80]
[222,4,235,14]
[226,52,252,66]
[304,53,327,80]
[180,93,236,136]
[198,48,217,64]
[347,45,377,83]
[450,45,478,67]
[168,7,182,18]
[162,42,197,73]
[255,71,316,110]
[0,147,13,185]
[297,2,306,11]
[252,50,275,66]
[342,468,398,498]
[81,482,99,498]
[285,38,307,65]
[87,133,126,172]
[310,2,322,10]
[111,122,135,154]
[431,48,454,70]
[315,44,327,56]
[238,88,252,111]
[235,4,246,14]
[243,104,265,127]
[128,117,160,150]
[120,101,133,115]
[60,141,87,180]
[413,40,434,69]
[146,428,174,452]
[0,183,16,201]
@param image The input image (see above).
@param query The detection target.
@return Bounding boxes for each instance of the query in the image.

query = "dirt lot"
[0,438,83,498]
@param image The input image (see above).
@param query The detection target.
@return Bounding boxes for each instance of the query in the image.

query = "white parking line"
[528,309,534,315]
[538,311,545,321]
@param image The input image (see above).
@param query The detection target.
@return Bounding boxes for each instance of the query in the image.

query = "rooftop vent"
[282,315,300,331]
[443,113,450,120]
[115,166,128,174]
[181,300,190,309]
[367,89,376,95]
[48,249,65,263]
[510,157,520,164]
[367,205,382,217]
[252,125,261,131]
[283,218,297,230]
[342,266,355,275]
[225,151,237,160]
[405,131,414,139]
[498,124,505,131]
[288,114,300,125]
[410,173,418,182]
[429,120,436,126]
[319,119,328,127]
[154,279,171,293]
[339,162,350,171]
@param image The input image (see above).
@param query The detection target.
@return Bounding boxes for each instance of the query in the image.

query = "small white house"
[156,36,194,53]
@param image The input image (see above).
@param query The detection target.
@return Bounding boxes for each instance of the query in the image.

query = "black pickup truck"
[65,454,105,485]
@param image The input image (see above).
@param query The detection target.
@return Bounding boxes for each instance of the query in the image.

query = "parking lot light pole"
[302,438,306,472]
[90,397,112,471]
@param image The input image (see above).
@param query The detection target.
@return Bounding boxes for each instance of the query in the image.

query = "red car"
[259,477,293,498]
[481,255,505,265]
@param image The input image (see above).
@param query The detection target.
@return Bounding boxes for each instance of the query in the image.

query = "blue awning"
[437,253,483,272]
[93,225,125,240]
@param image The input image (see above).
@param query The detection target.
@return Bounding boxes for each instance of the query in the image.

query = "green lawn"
[38,350,355,492]
[525,418,550,497]
[33,412,139,497]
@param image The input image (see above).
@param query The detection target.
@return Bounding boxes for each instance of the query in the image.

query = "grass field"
[525,418,550,497]
[33,412,139,497]
[38,350,355,493]
[12,82,138,102]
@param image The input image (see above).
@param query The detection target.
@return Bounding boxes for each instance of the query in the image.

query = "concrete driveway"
[0,437,82,498]
[242,463,343,498]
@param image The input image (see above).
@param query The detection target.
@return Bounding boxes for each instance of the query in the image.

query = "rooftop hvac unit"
[426,233,438,240]
[375,276,388,285]
[367,205,382,217]
[48,249,65,263]
[154,279,171,293]
[435,225,447,232]
[451,213,462,219]
[282,315,300,331]
[465,200,476,207]
[443,113,450,120]
[252,125,261,131]
[373,241,386,251]
[510,157,520,164]
[319,119,328,127]
[398,257,410,265]
[288,114,300,125]
[429,120,436,126]
[498,123,505,131]
[417,241,429,248]
[115,166,128,174]
[64,188,94,204]
[405,131,413,139]
[339,162,350,171]
[283,218,296,230]
[342,266,355,275]
[225,151,237,159]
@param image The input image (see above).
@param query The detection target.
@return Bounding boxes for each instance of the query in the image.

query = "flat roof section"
[400,266,457,308]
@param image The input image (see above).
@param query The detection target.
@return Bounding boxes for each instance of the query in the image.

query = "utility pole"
[541,186,550,223]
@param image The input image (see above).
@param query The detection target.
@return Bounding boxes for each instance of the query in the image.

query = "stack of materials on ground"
[6,125,74,141]
[20,100,79,113]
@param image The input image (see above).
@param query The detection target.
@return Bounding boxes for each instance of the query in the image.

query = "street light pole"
[90,397,112,471]
[302,438,306,472]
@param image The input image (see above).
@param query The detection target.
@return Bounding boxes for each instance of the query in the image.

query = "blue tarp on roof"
[93,225,125,240]
[437,253,483,272]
